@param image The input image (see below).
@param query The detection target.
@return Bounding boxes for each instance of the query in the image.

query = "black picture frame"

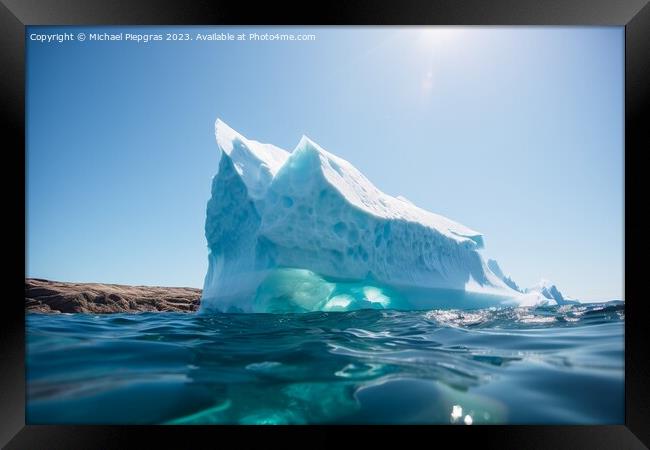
[2,0,648,448]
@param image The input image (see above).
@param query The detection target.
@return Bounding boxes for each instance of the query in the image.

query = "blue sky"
[26,26,623,301]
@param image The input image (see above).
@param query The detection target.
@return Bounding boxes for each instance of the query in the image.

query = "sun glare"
[413,28,465,96]
[416,27,465,51]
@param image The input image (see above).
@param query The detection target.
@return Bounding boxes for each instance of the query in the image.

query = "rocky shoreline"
[25,278,201,313]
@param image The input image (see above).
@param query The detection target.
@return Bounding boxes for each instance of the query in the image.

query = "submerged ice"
[201,119,559,313]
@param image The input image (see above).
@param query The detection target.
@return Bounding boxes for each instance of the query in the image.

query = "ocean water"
[26,302,624,425]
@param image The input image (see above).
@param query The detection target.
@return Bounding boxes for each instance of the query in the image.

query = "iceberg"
[487,259,578,306]
[201,119,534,313]
[524,279,577,305]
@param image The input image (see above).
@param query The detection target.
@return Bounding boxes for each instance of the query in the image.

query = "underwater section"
[251,268,514,314]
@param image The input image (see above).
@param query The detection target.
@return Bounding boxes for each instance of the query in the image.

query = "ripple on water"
[26,302,624,424]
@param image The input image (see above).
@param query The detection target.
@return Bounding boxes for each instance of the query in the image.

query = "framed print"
[2,0,648,448]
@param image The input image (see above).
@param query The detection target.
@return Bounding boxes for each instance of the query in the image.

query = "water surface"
[26,302,624,424]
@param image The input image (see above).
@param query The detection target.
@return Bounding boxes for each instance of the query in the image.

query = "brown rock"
[25,278,202,314]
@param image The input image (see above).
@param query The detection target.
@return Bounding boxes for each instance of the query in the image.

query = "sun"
[412,27,466,96]
[416,27,465,52]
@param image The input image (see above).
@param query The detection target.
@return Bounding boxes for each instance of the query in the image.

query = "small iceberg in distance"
[200,119,555,313]
[524,279,579,305]
[487,259,578,306]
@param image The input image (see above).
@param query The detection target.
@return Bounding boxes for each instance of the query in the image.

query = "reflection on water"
[26,302,624,424]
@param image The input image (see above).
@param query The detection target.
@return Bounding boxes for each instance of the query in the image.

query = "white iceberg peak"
[214,118,289,199]
[297,134,319,149]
